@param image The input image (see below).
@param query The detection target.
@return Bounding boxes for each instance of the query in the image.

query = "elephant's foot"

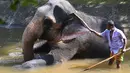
[13,59,46,69]
[14,54,55,69]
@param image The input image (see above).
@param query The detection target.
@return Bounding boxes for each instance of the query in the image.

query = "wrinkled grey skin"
[21,0,112,68]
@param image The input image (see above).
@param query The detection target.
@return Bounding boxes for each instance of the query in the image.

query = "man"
[90,20,127,68]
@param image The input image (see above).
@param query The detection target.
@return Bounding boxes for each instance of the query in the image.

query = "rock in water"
[9,52,23,57]
[0,55,23,65]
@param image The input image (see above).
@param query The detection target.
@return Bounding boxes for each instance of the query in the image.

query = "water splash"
[5,4,20,29]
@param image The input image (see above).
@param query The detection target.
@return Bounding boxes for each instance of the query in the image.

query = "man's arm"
[122,38,127,53]
[91,30,103,38]
[120,31,127,53]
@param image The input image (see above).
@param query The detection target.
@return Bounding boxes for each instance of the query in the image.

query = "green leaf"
[21,0,38,7]
[21,0,30,6]
[10,4,17,11]
[0,19,6,24]
[31,0,38,6]
[9,0,20,11]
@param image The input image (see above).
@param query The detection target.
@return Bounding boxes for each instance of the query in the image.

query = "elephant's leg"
[33,41,51,54]
[18,55,54,69]
[33,42,78,65]
[19,39,79,69]
[47,39,79,63]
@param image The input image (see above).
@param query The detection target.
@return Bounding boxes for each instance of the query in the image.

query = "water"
[0,27,130,73]
[6,3,21,29]
[0,27,23,48]
[0,57,130,73]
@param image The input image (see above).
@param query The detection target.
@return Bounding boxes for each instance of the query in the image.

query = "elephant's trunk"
[22,26,37,62]
[22,19,43,61]
[22,4,52,62]
[22,13,45,62]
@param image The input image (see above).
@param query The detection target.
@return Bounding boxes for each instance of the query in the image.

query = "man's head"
[106,20,115,30]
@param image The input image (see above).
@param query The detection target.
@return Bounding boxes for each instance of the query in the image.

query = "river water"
[0,27,130,73]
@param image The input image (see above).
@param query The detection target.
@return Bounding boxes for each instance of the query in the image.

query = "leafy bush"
[10,0,40,11]
[0,19,6,24]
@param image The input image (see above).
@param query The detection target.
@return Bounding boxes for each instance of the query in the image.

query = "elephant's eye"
[44,19,53,29]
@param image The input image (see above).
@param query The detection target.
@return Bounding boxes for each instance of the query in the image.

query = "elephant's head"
[22,0,78,61]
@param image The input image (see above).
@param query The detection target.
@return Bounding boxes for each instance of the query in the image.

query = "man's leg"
[116,60,121,68]
[108,52,115,65]
[116,53,124,69]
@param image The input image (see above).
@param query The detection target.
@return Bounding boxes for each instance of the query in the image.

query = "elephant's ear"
[53,5,68,24]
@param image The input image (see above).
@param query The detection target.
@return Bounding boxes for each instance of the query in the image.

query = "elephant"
[21,0,122,68]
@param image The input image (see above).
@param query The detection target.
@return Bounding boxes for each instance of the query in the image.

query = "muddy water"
[0,55,130,73]
[0,28,130,73]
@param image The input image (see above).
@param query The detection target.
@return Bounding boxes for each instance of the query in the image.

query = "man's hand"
[121,49,126,53]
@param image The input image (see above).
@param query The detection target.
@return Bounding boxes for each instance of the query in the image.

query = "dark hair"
[107,20,115,26]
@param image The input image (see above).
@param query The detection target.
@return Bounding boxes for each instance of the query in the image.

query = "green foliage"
[0,19,6,24]
[9,0,49,11]
[21,0,38,7]
[10,0,20,11]
[9,0,39,11]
